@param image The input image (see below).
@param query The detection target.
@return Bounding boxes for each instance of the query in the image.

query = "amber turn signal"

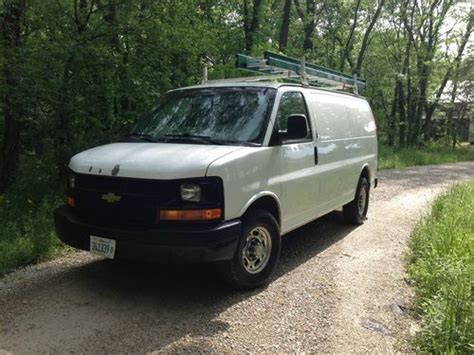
[160,208,221,221]
[66,196,75,207]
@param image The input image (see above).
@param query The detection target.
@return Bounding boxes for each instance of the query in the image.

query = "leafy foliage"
[409,181,474,353]
[0,0,472,189]
[0,154,64,275]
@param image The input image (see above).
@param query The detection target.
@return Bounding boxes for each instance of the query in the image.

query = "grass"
[408,180,474,353]
[378,144,474,170]
[0,156,68,276]
[0,198,66,275]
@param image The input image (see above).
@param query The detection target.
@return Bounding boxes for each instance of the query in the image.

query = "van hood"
[69,143,244,180]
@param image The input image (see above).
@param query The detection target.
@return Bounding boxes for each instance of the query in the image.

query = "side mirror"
[286,114,308,140]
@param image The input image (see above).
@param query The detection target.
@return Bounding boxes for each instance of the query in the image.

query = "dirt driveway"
[1,162,473,354]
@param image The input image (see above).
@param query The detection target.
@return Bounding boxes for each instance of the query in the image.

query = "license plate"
[90,236,116,259]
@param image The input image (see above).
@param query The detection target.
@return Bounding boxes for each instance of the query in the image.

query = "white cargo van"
[55,82,377,289]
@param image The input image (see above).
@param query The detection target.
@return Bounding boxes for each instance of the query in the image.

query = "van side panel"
[307,92,359,211]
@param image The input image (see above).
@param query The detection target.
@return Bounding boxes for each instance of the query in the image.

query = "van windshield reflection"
[129,87,276,145]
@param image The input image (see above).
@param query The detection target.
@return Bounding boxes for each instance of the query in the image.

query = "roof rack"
[202,51,366,95]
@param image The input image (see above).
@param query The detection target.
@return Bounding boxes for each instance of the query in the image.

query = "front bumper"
[54,206,241,263]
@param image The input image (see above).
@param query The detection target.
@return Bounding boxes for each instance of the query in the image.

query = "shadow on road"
[2,211,357,352]
[77,210,351,291]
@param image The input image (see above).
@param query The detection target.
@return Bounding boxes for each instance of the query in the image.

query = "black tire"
[220,209,281,290]
[343,177,369,225]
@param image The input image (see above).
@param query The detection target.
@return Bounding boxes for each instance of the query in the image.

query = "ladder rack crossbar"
[234,52,366,93]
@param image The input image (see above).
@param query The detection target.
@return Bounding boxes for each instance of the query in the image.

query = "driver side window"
[275,91,311,141]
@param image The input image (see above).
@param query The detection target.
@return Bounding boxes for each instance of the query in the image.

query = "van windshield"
[130,87,276,146]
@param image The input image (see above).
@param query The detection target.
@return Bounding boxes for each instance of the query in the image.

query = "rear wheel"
[220,209,281,290]
[343,177,369,225]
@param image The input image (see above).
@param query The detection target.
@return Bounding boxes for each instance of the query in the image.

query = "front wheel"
[220,209,281,290]
[343,177,369,225]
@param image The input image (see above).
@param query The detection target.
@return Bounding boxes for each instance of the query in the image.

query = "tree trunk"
[279,0,292,51]
[56,0,98,170]
[0,0,27,192]
[424,13,472,140]
[398,33,410,147]
[401,0,417,146]
[243,0,264,53]
[388,82,398,146]
[354,0,385,75]
[413,62,428,145]
[407,62,417,146]
[243,0,250,52]
[55,56,75,171]
[339,0,361,72]
[303,0,315,50]
[416,0,455,142]
[397,79,407,147]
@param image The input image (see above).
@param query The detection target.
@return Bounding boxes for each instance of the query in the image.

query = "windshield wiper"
[126,132,159,142]
[164,133,225,145]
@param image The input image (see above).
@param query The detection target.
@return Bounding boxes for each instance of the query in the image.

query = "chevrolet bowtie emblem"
[101,192,121,203]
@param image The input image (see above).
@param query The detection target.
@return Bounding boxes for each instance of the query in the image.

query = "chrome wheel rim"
[242,226,272,274]
[358,185,368,216]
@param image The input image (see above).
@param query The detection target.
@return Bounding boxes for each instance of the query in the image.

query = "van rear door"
[344,98,378,186]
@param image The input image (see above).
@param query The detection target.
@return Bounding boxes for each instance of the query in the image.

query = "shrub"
[0,155,65,275]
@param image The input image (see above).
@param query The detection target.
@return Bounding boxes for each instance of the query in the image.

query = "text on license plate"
[90,236,116,259]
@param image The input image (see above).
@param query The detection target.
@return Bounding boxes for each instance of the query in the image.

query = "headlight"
[68,174,76,189]
[180,183,201,202]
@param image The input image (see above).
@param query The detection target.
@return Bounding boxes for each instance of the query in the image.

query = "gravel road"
[1,162,473,354]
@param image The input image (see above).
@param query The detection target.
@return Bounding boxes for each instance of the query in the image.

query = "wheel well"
[360,166,370,183]
[245,196,281,226]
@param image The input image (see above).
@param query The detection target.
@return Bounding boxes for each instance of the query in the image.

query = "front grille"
[73,174,181,227]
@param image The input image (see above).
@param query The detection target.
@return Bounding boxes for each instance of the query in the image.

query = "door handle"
[314,146,318,165]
